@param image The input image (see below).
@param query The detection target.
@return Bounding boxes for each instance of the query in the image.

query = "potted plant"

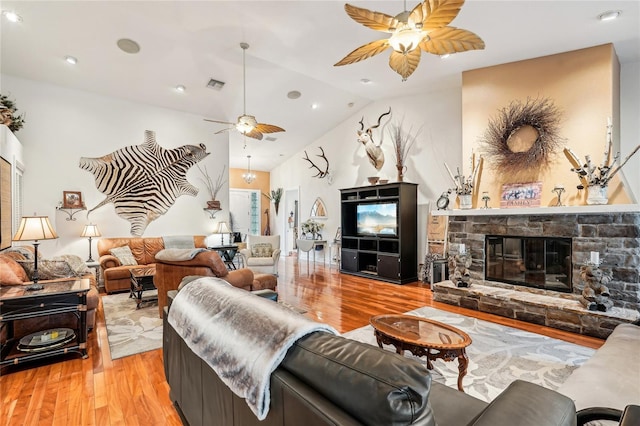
[264,188,283,215]
[301,219,324,240]
[0,93,25,133]
[197,164,227,210]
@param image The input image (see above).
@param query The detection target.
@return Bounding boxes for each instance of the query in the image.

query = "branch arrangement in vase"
[444,154,482,196]
[197,164,227,205]
[564,118,640,189]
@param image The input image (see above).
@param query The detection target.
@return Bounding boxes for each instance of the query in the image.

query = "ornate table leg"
[456,349,469,392]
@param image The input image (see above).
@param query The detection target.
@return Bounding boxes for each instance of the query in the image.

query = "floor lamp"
[81,223,101,262]
[12,215,59,290]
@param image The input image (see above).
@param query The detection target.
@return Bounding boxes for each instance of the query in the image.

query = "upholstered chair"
[239,235,281,276]
[154,250,254,318]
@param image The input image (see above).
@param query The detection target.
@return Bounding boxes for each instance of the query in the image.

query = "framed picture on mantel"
[500,182,542,209]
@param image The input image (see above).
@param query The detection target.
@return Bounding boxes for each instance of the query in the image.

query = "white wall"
[270,86,463,264]
[620,60,640,203]
[2,75,230,259]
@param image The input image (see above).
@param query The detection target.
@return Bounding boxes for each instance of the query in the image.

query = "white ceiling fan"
[205,42,285,141]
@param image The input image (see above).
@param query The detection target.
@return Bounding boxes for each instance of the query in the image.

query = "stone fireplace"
[431,205,640,338]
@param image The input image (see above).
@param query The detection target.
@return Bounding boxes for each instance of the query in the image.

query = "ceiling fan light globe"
[389,28,425,53]
[236,115,257,134]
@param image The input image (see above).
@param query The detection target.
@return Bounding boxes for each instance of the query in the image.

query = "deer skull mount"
[303,146,332,183]
[357,107,391,171]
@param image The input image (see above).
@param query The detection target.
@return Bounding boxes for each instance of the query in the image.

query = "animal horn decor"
[335,0,484,80]
[303,147,331,179]
[79,130,209,236]
[358,108,391,170]
[204,42,285,141]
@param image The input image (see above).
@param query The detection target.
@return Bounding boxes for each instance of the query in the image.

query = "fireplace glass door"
[485,236,572,292]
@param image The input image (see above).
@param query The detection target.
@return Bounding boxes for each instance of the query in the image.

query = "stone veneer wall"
[446,212,640,311]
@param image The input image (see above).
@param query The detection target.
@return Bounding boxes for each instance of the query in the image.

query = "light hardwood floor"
[0,257,604,426]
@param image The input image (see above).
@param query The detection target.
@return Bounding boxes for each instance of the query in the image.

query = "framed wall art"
[63,191,83,209]
[500,182,542,209]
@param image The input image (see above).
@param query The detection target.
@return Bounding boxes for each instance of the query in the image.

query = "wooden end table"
[370,314,472,392]
[0,278,90,369]
[129,266,157,309]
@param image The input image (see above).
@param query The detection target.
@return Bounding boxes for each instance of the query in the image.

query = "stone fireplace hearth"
[431,205,640,338]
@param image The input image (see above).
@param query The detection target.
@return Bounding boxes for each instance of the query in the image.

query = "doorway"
[283,187,299,256]
[229,189,261,238]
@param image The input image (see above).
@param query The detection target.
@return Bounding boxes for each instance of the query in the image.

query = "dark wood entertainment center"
[340,182,417,284]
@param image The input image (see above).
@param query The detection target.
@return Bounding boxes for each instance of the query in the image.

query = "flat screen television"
[356,202,397,236]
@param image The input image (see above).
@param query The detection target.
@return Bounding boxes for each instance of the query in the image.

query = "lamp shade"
[215,221,231,234]
[81,223,102,238]
[12,216,58,241]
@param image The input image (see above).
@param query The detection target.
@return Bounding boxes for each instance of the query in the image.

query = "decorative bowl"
[367,177,380,185]
[378,179,389,184]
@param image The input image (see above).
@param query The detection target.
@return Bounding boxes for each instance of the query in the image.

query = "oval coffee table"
[370,314,472,392]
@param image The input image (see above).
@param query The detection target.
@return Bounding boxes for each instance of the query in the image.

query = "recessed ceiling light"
[360,78,372,84]
[117,38,141,54]
[598,10,621,21]
[175,85,186,93]
[287,90,301,99]
[64,56,78,65]
[311,103,319,110]
[2,10,22,23]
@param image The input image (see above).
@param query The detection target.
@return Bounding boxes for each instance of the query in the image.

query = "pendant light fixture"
[243,155,256,184]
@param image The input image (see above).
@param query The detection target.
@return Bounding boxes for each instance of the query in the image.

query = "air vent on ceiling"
[265,136,277,142]
[207,79,225,90]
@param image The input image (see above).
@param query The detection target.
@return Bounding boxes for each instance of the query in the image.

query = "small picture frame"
[63,191,83,209]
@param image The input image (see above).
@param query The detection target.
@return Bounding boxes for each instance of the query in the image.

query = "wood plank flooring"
[0,257,604,425]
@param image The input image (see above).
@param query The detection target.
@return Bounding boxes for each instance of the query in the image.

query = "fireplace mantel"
[432,204,640,217]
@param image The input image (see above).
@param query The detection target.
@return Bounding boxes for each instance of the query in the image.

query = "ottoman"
[252,273,277,291]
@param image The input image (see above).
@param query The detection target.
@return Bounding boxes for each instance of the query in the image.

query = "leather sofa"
[154,250,255,318]
[163,285,579,426]
[97,236,207,293]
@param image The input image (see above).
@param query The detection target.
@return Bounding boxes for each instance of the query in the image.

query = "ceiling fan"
[205,42,285,141]
[335,0,484,81]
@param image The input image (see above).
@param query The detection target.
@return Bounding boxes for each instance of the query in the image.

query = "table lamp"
[81,223,101,262]
[12,215,59,290]
[215,221,231,245]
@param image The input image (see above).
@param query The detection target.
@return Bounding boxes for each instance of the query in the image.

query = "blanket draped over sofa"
[167,277,337,420]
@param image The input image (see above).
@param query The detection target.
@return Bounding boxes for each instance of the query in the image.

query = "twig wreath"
[480,97,563,175]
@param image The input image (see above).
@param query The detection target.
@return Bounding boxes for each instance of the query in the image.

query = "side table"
[0,279,90,369]
[85,261,103,288]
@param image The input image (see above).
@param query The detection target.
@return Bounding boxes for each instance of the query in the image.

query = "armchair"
[154,249,254,318]
[239,235,281,276]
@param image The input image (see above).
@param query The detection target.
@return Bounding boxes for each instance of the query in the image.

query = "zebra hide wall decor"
[79,130,210,236]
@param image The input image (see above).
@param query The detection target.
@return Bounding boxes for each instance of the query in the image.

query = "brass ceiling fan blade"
[344,3,399,32]
[389,48,421,80]
[254,123,285,134]
[204,118,236,125]
[420,26,485,55]
[244,129,264,140]
[410,0,465,31]
[335,39,390,66]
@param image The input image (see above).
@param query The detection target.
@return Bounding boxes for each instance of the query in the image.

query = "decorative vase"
[586,185,608,205]
[396,165,406,182]
[458,194,472,209]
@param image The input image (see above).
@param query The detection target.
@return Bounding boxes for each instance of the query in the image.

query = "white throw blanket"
[155,248,205,261]
[162,235,195,249]
[167,277,337,420]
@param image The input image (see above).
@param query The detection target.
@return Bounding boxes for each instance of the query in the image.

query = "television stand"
[339,182,417,284]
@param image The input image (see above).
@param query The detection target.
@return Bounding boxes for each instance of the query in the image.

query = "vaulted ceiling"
[2,1,638,171]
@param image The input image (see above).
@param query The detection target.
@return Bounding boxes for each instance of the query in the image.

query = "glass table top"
[370,314,472,349]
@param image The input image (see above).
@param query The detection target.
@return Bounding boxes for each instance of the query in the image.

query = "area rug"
[342,306,596,403]
[102,291,307,359]
[102,291,163,360]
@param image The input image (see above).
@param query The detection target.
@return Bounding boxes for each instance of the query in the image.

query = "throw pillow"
[109,246,138,266]
[17,260,78,280]
[0,256,28,284]
[251,243,273,258]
